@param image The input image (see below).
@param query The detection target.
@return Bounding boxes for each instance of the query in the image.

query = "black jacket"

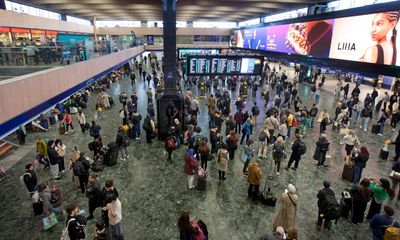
[354,153,369,168]
[23,170,37,192]
[66,216,85,240]
[86,179,102,200]
[48,147,59,165]
[76,157,91,176]
[317,187,335,210]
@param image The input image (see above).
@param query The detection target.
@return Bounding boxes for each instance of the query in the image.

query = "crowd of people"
[13,54,400,240]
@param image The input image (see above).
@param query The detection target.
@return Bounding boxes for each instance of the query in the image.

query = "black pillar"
[60,13,67,21]
[162,0,177,95]
[157,0,182,140]
[0,0,6,10]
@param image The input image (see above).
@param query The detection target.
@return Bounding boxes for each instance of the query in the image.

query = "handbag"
[42,212,58,231]
[293,119,299,127]
[240,150,247,163]
[389,171,400,180]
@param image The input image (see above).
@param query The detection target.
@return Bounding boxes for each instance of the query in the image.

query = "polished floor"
[0,65,398,240]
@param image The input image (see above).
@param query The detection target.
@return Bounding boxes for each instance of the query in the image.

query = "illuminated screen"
[178,49,220,59]
[233,10,400,66]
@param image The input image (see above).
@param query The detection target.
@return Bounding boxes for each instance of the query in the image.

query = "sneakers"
[392,128,396,132]
[291,167,297,171]
[126,155,130,159]
[136,137,140,140]
[377,133,383,136]
[120,158,126,161]
[364,129,367,132]
[54,177,61,181]
[276,172,280,175]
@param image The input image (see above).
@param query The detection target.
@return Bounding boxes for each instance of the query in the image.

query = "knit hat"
[320,134,327,139]
[275,226,286,239]
[288,184,296,194]
[323,180,331,188]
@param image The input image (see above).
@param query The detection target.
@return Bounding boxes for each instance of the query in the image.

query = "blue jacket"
[369,214,400,239]
[242,122,253,135]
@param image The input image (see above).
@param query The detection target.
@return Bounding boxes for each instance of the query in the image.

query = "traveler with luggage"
[366,178,391,220]
[197,140,210,172]
[352,147,369,183]
[350,178,372,224]
[115,126,129,162]
[273,184,298,231]
[285,133,306,171]
[37,183,62,215]
[184,149,197,190]
[258,126,270,159]
[343,130,359,157]
[369,205,400,240]
[73,152,91,194]
[316,180,339,230]
[65,203,86,240]
[22,163,37,196]
[86,174,102,220]
[313,134,330,167]
[61,110,74,134]
[272,137,286,175]
[247,159,262,202]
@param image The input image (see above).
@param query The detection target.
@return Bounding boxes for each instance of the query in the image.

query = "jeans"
[80,123,86,133]
[240,133,250,145]
[353,165,363,183]
[50,164,59,179]
[134,124,141,138]
[58,157,65,172]
[119,145,128,159]
[363,117,370,130]
[353,111,360,124]
[379,122,384,134]
[287,126,292,138]
[109,221,124,240]
[228,150,235,160]
[315,94,320,104]
[287,154,301,169]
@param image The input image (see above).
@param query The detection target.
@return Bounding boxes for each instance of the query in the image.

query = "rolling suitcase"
[380,148,389,160]
[58,124,66,135]
[196,167,207,191]
[260,176,276,206]
[342,164,355,182]
[371,124,380,134]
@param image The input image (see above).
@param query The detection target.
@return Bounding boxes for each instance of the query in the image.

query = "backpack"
[73,161,84,176]
[252,106,260,116]
[259,131,267,142]
[191,220,207,240]
[384,225,400,240]
[89,126,95,137]
[166,138,175,149]
[88,141,95,151]
[143,119,150,131]
[324,194,341,220]
[309,108,318,117]
[123,134,130,147]
[60,218,75,240]
[273,145,284,158]
[297,140,307,155]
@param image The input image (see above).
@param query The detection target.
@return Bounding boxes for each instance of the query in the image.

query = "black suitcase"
[79,102,87,109]
[342,164,355,182]
[379,149,389,160]
[33,201,43,216]
[91,156,104,171]
[196,176,207,191]
[260,187,276,206]
[104,142,119,166]
[371,124,380,134]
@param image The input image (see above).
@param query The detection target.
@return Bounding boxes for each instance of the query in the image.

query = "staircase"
[0,140,14,159]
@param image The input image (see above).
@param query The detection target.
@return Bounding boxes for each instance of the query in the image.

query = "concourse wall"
[0,46,145,138]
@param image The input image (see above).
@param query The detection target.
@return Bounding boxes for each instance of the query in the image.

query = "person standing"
[240,119,252,145]
[55,139,66,173]
[343,130,359,158]
[272,137,286,175]
[286,134,306,171]
[251,102,260,126]
[313,134,330,167]
[62,110,74,134]
[369,205,400,240]
[247,159,262,201]
[316,180,336,230]
[131,110,142,140]
[77,110,86,133]
[353,147,370,183]
[116,126,129,161]
[101,180,119,227]
[217,144,229,181]
[177,212,207,240]
[360,105,373,132]
[184,149,197,190]
[350,178,372,224]
[107,194,124,240]
[143,114,154,143]
[226,131,238,161]
[48,140,61,181]
[234,110,243,134]
[36,138,49,169]
[86,175,102,220]
[65,203,86,240]
[165,133,176,163]
[273,184,298,231]
[258,126,270,159]
[73,152,91,194]
[241,139,254,175]
[366,178,391,220]
[198,140,210,172]
[391,160,400,200]
[22,163,37,196]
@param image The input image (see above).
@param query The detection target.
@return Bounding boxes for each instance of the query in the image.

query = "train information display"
[187,56,263,76]
[232,10,400,66]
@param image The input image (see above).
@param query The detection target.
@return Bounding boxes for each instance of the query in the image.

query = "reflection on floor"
[0,65,398,240]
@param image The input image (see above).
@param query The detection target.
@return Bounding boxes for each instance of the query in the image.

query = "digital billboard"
[233,10,400,66]
[187,56,264,76]
[178,48,220,59]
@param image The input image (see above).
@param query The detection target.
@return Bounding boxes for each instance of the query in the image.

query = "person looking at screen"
[361,11,400,65]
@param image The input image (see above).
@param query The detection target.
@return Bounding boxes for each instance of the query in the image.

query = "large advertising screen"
[329,11,400,66]
[233,10,400,66]
[187,55,264,76]
[178,48,220,59]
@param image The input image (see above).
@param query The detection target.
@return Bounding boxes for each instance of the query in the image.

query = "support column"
[157,0,183,140]
[93,16,98,51]
[60,13,67,21]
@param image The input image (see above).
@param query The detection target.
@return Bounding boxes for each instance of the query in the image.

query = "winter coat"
[217,149,229,172]
[184,155,197,175]
[273,192,298,231]
[247,162,261,185]
[353,153,369,168]
[313,138,330,161]
[36,140,48,158]
[272,143,285,162]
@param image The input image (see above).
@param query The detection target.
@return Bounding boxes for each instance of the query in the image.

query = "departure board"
[187,55,263,76]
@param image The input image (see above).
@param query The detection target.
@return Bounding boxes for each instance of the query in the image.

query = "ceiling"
[14,0,330,22]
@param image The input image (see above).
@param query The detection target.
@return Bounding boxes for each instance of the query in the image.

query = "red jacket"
[184,155,196,175]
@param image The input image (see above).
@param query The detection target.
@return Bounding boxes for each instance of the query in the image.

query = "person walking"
[116,126,129,161]
[366,178,391,220]
[143,114,154,143]
[217,144,229,181]
[353,147,369,183]
[198,140,210,172]
[65,203,86,240]
[313,134,330,167]
[247,159,262,201]
[55,139,66,173]
[184,149,197,190]
[369,205,400,240]
[272,136,286,175]
[343,130,360,158]
[286,133,306,171]
[391,160,400,200]
[350,178,372,224]
[62,110,74,134]
[165,133,176,163]
[240,118,253,145]
[86,174,102,220]
[241,139,254,175]
[273,184,298,231]
[73,152,91,194]
[77,110,86,133]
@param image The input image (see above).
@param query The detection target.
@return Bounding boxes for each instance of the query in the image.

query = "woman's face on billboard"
[371,13,395,42]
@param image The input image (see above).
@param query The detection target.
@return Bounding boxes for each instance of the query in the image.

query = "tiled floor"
[0,62,398,240]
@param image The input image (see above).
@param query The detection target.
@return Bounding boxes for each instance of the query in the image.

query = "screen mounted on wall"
[233,10,400,66]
